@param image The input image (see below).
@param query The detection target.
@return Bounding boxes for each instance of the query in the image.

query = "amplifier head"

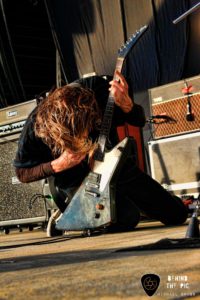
[0,99,37,126]
[148,75,200,138]
[0,100,37,137]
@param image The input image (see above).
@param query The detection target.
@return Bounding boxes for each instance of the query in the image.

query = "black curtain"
[45,0,200,92]
[0,0,26,107]
[44,0,125,83]
[1,0,200,107]
[0,0,55,108]
[123,0,188,90]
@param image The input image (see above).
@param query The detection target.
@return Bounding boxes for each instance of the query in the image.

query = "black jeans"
[116,164,188,227]
[48,165,188,229]
[48,176,77,213]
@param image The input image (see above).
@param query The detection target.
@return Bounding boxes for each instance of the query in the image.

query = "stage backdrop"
[45,0,200,92]
[1,0,200,105]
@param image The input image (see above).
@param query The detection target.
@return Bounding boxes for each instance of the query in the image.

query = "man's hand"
[109,70,133,113]
[51,150,86,173]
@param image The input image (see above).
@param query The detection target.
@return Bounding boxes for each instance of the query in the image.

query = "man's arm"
[15,162,54,183]
[15,150,86,183]
[109,70,146,127]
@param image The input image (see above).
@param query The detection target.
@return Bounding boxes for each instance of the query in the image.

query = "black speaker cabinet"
[148,131,200,198]
[0,134,47,227]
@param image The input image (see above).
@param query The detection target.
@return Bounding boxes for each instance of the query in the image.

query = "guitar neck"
[94,58,124,161]
[94,25,148,162]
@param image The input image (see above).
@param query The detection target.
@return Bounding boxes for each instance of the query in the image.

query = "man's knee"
[115,196,140,228]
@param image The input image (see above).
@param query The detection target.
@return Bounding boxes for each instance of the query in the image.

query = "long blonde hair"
[34,85,101,156]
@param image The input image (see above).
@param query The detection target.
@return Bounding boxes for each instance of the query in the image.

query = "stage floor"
[0,219,200,300]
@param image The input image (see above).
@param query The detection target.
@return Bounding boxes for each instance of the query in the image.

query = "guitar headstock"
[118,25,148,59]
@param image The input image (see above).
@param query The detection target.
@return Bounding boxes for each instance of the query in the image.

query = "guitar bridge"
[85,190,100,197]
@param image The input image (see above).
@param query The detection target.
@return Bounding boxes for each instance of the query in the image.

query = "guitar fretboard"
[94,58,124,161]
[94,25,148,161]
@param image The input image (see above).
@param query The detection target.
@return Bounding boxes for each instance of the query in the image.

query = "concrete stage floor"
[0,219,200,300]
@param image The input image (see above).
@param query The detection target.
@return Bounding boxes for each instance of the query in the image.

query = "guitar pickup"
[87,172,101,184]
[85,188,100,197]
[85,182,99,189]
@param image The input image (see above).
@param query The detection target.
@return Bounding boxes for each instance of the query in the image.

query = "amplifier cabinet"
[0,137,47,228]
[0,100,47,228]
[148,131,200,197]
[149,75,200,139]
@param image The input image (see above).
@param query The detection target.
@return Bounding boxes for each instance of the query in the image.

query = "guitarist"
[13,71,188,236]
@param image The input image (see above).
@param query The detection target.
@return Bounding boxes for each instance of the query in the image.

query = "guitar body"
[56,137,136,231]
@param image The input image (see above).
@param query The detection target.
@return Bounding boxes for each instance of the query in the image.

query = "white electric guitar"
[56,25,148,231]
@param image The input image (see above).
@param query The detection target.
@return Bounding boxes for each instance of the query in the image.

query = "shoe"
[46,209,63,237]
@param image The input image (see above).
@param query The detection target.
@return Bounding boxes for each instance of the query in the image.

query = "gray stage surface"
[0,220,200,300]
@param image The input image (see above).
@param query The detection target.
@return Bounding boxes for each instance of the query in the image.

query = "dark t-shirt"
[13,75,146,188]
